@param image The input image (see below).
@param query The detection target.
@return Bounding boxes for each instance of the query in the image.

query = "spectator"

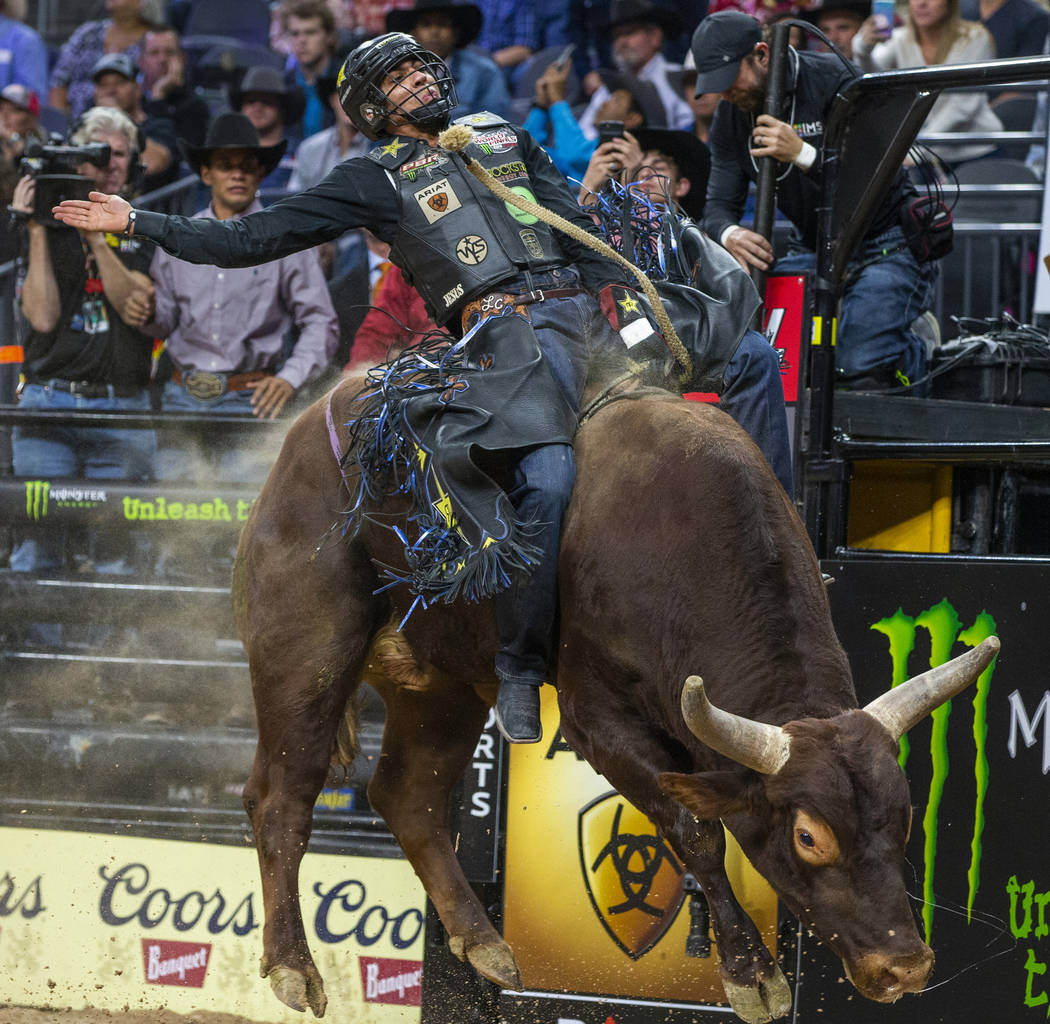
[0,85,45,253]
[696,11,939,389]
[326,228,396,365]
[528,65,666,183]
[0,0,48,97]
[282,0,341,139]
[960,0,1049,59]
[670,52,720,144]
[628,127,711,220]
[577,0,694,136]
[287,73,369,190]
[144,112,338,482]
[48,0,165,118]
[803,0,871,59]
[138,25,210,149]
[387,0,511,120]
[231,65,305,187]
[343,261,444,369]
[854,0,1002,166]
[475,0,543,76]
[8,106,156,574]
[92,53,177,193]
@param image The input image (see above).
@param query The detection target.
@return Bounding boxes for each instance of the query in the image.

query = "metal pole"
[751,20,791,299]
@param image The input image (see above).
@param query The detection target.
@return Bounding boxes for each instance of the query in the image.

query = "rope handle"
[437,125,693,385]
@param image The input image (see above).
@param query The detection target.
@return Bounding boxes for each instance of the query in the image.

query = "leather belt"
[28,378,142,398]
[461,286,585,334]
[172,369,270,400]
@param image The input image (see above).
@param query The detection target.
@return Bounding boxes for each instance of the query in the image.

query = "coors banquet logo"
[872,598,999,942]
[579,793,685,958]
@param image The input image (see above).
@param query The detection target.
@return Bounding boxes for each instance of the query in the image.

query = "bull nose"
[848,947,934,1002]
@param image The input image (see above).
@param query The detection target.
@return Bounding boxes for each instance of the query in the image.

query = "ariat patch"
[414,178,461,223]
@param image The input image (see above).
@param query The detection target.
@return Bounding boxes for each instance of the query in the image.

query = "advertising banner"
[762,274,807,404]
[0,829,424,1022]
[801,556,1050,1023]
[500,689,778,1020]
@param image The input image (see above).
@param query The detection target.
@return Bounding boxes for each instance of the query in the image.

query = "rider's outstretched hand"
[52,191,132,234]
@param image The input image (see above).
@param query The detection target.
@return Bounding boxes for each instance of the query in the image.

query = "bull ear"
[659,770,753,821]
[862,635,1000,741]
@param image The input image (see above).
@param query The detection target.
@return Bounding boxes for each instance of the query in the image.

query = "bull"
[233,365,998,1024]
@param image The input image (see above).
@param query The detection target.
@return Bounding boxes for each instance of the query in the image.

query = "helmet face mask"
[337,32,458,141]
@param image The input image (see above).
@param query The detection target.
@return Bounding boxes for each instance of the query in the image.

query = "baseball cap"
[690,11,763,96]
[0,83,40,116]
[92,52,138,82]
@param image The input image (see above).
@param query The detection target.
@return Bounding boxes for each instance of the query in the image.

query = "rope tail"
[437,124,693,384]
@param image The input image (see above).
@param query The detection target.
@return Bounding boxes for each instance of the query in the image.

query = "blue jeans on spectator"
[156,381,274,483]
[10,384,155,574]
[489,268,625,689]
[721,329,794,498]
[775,226,938,387]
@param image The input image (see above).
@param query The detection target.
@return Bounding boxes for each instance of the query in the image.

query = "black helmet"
[336,32,458,141]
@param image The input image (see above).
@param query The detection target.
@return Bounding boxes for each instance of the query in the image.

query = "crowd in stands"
[2,0,1049,575]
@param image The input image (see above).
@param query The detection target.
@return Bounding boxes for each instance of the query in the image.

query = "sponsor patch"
[141,939,211,988]
[519,229,543,259]
[456,235,488,265]
[359,956,423,1006]
[414,178,461,223]
[503,186,539,225]
[379,137,408,158]
[443,282,464,307]
[490,160,528,179]
[399,153,447,181]
[473,128,517,155]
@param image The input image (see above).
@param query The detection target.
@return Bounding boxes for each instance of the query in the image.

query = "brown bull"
[233,368,998,1024]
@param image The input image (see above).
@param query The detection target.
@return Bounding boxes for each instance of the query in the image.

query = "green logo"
[24,480,49,520]
[503,186,538,224]
[873,599,998,942]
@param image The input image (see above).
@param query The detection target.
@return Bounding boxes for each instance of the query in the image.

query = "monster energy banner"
[5,478,255,527]
[795,555,1050,1024]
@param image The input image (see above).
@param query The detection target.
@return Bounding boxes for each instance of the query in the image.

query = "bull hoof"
[467,939,523,991]
[268,964,329,1018]
[722,965,792,1023]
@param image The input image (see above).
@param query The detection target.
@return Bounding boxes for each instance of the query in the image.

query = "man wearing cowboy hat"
[231,64,306,183]
[141,111,337,482]
[577,0,695,138]
[386,0,510,119]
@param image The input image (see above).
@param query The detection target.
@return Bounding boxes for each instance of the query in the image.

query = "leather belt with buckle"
[27,378,141,398]
[460,286,584,334]
[173,369,270,400]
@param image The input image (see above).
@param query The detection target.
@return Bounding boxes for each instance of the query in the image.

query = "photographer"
[9,105,156,574]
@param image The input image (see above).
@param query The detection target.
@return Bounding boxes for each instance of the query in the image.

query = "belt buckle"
[184,371,226,400]
[533,289,544,303]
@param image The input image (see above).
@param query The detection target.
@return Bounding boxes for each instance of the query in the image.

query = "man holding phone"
[695,10,939,391]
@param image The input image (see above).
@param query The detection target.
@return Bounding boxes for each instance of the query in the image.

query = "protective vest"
[368,113,565,328]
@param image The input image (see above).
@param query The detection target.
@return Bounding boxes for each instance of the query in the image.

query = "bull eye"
[793,809,840,865]
[798,830,815,848]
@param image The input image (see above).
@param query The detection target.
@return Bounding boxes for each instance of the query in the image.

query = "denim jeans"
[10,383,155,574]
[155,381,275,483]
[489,268,626,687]
[721,329,794,498]
[774,226,938,385]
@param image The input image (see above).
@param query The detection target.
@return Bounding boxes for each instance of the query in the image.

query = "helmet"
[336,32,458,141]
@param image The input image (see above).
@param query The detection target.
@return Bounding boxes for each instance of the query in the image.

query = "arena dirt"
[0,1011,278,1023]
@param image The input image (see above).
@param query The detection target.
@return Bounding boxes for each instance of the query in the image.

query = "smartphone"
[873,0,895,36]
[596,120,625,148]
[555,43,576,69]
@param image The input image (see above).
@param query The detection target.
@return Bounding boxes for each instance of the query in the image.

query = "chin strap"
[436,124,692,386]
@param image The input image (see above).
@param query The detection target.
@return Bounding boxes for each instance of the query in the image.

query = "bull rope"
[436,124,693,384]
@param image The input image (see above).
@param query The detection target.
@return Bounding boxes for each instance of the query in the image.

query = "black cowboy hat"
[180,110,288,177]
[799,0,873,23]
[230,65,307,126]
[630,126,711,220]
[386,0,484,48]
[601,0,684,38]
[597,69,668,129]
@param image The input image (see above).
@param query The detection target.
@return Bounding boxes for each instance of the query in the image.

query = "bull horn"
[680,676,791,775]
[862,635,1000,742]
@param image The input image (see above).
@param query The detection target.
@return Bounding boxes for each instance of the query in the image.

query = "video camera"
[19,136,111,226]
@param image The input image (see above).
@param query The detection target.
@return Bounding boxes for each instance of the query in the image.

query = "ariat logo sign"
[359,956,422,1006]
[456,235,488,265]
[579,793,685,959]
[442,282,464,307]
[414,178,461,223]
[873,599,998,941]
[141,938,211,987]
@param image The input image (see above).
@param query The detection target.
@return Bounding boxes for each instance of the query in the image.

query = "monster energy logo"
[24,480,50,520]
[873,599,998,941]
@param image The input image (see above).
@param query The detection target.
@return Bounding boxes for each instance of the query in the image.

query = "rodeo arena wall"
[4,9,1050,1024]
